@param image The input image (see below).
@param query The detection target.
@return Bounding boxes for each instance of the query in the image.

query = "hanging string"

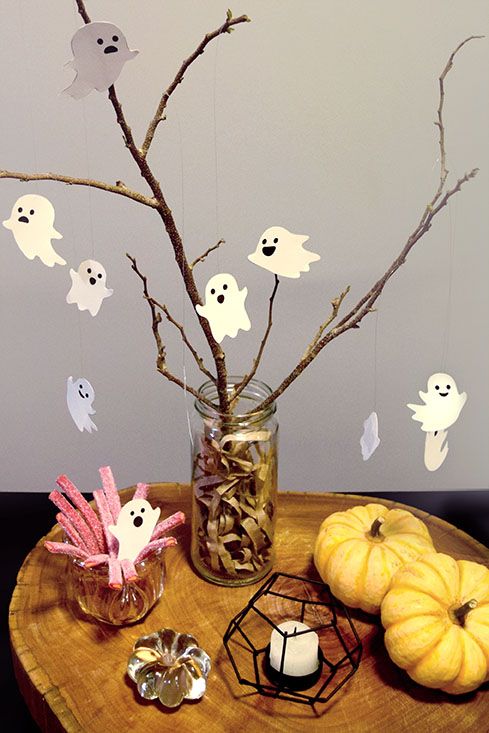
[212,36,222,270]
[18,1,41,178]
[373,310,378,410]
[64,185,85,374]
[440,199,454,372]
[81,99,96,259]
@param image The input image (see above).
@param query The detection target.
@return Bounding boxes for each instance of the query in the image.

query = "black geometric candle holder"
[223,572,362,707]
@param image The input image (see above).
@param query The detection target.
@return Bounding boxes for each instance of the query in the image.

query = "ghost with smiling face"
[196,274,251,344]
[108,499,161,562]
[3,194,65,267]
[67,259,113,316]
[248,226,320,278]
[64,22,138,99]
[66,376,97,433]
[407,373,467,433]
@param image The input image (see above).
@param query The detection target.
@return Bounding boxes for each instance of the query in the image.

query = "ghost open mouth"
[104,45,118,54]
[133,515,143,528]
[89,277,97,285]
[262,245,276,257]
[217,294,225,304]
[18,216,29,224]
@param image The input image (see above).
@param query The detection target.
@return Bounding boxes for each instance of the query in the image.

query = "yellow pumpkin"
[313,503,434,614]
[381,551,489,694]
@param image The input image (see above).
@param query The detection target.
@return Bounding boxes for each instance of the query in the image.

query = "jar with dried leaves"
[191,378,278,586]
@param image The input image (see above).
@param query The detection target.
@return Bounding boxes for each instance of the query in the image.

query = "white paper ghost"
[108,499,161,562]
[3,194,65,267]
[66,259,113,316]
[67,376,97,433]
[64,22,138,99]
[424,430,449,472]
[360,411,380,460]
[407,373,467,432]
[248,226,320,278]
[196,274,251,343]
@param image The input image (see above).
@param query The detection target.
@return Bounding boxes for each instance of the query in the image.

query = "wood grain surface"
[9,486,489,733]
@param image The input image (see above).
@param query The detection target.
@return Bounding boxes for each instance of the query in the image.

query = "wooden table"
[9,485,489,732]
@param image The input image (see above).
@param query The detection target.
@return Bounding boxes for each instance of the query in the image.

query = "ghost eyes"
[262,238,267,244]
[98,273,102,279]
[112,35,119,42]
[223,284,228,290]
[446,384,451,390]
[273,237,278,243]
[211,288,215,295]
[30,209,35,215]
[435,385,439,390]
[87,268,92,274]
[18,207,22,213]
[97,38,103,45]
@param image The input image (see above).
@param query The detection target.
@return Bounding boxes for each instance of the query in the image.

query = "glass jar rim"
[195,376,276,423]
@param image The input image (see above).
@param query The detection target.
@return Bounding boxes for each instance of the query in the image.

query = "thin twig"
[231,275,280,403]
[0,169,158,208]
[190,239,225,270]
[255,36,482,412]
[126,254,215,408]
[141,12,251,157]
[301,286,351,360]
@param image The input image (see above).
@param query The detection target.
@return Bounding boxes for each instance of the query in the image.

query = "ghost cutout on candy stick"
[63,22,138,99]
[196,274,251,343]
[108,499,161,562]
[3,194,65,267]
[248,226,320,279]
[67,259,113,316]
[67,376,97,433]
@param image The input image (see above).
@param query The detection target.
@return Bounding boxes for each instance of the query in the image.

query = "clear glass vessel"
[191,378,278,586]
[69,551,165,626]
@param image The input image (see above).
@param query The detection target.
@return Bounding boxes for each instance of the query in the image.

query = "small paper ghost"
[67,376,97,433]
[248,226,320,278]
[108,499,161,562]
[66,259,113,316]
[407,373,467,432]
[360,411,380,460]
[3,194,65,267]
[424,430,449,472]
[196,274,251,343]
[64,22,138,99]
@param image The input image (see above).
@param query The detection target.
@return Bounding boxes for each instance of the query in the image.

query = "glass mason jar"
[69,551,165,626]
[191,377,278,586]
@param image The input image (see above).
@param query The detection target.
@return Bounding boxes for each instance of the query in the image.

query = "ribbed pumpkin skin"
[381,552,489,694]
[313,503,434,614]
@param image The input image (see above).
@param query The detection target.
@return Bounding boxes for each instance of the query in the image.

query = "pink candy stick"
[133,482,148,500]
[120,559,138,583]
[135,536,177,564]
[56,474,106,553]
[45,541,89,560]
[108,557,123,589]
[85,553,110,568]
[93,490,118,555]
[49,491,99,555]
[99,466,121,522]
[56,512,88,552]
[151,511,186,541]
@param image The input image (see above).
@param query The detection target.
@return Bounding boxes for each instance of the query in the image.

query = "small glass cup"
[69,551,165,626]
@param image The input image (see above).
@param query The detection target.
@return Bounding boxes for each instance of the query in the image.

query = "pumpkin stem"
[369,517,385,538]
[453,599,478,626]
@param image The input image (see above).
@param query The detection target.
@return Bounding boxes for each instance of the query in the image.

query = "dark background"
[3,490,488,731]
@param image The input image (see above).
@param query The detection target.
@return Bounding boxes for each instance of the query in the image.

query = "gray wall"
[0,1,487,493]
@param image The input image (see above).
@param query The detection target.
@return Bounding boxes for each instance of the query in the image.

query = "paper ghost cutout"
[424,430,449,472]
[64,22,138,99]
[196,274,251,343]
[360,411,380,460]
[248,226,320,278]
[67,376,97,433]
[66,259,113,316]
[407,373,467,432]
[108,499,160,562]
[3,194,65,267]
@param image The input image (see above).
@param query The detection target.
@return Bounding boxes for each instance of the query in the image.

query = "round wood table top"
[9,485,489,732]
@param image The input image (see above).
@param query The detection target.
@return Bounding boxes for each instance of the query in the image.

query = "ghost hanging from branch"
[67,376,97,433]
[67,259,113,316]
[196,274,251,343]
[407,373,467,471]
[248,226,320,278]
[64,22,138,99]
[3,194,65,267]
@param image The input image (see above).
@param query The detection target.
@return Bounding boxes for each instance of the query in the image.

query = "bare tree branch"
[126,254,215,408]
[141,12,251,157]
[190,239,225,270]
[0,169,158,208]
[255,36,482,412]
[301,286,351,360]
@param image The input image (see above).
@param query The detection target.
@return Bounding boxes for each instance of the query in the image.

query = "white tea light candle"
[269,621,319,677]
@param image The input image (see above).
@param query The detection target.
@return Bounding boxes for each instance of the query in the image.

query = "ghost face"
[66,376,97,433]
[248,226,320,278]
[108,499,161,562]
[67,259,113,316]
[196,274,251,343]
[427,374,457,400]
[3,194,65,267]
